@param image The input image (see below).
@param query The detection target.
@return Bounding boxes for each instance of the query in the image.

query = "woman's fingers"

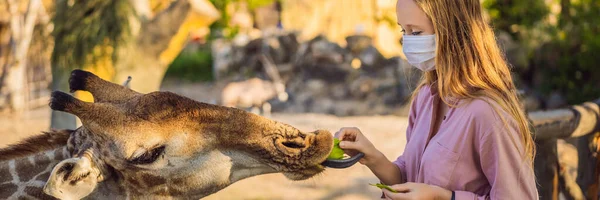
[334,127,359,141]
[388,183,411,193]
[339,140,360,150]
[333,127,369,157]
[382,189,410,200]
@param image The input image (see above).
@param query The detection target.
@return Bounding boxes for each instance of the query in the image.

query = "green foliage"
[52,0,132,69]
[327,138,345,160]
[482,0,549,37]
[208,0,235,39]
[369,183,398,193]
[247,0,278,10]
[545,0,600,103]
[208,0,277,40]
[164,48,213,82]
[483,0,600,104]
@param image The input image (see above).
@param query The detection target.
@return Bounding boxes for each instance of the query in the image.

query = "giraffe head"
[43,70,334,199]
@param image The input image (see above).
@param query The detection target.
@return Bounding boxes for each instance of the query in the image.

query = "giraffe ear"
[43,157,101,199]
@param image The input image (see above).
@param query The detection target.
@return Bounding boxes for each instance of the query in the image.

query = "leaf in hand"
[327,138,345,160]
[369,183,398,193]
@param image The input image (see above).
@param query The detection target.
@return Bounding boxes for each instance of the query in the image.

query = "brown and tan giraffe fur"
[0,130,71,199]
[0,69,334,199]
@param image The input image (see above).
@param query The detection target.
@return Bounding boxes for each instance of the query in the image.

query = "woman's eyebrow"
[397,23,418,29]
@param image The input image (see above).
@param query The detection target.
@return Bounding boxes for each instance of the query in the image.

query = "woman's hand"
[334,127,382,166]
[382,182,452,200]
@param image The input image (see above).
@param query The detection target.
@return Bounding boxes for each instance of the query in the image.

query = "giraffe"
[0,69,334,199]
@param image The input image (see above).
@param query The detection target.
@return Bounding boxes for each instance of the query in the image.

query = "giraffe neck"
[0,146,70,199]
[0,146,128,199]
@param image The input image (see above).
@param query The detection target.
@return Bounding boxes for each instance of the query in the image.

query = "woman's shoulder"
[413,84,435,101]
[407,84,434,112]
[460,97,518,132]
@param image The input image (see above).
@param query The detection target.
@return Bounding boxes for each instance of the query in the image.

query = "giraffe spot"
[36,171,51,182]
[171,177,186,186]
[141,173,167,187]
[126,175,144,188]
[0,183,18,199]
[34,153,50,164]
[0,166,12,183]
[16,156,49,182]
[102,149,110,157]
[54,148,70,160]
[168,186,187,196]
[25,186,58,199]
[154,186,171,196]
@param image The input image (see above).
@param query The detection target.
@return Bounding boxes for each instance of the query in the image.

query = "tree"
[50,0,220,128]
[483,0,600,105]
[0,0,44,113]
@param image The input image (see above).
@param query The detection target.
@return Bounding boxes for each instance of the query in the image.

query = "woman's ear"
[43,156,102,200]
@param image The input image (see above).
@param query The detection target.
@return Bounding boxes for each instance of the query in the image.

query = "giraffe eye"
[129,145,166,165]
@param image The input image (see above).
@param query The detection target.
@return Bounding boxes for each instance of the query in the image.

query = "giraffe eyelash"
[69,171,91,184]
[129,145,166,165]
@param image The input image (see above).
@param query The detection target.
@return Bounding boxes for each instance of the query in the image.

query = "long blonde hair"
[410,0,535,165]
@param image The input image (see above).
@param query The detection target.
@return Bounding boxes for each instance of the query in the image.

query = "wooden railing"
[530,98,600,200]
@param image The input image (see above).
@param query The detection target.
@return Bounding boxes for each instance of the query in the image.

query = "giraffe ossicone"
[0,69,335,199]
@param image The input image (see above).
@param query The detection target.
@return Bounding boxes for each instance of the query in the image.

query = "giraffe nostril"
[282,141,305,149]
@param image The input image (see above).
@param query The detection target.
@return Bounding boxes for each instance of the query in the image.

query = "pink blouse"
[393,84,538,199]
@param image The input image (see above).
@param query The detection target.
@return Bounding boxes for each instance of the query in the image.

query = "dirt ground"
[0,84,409,200]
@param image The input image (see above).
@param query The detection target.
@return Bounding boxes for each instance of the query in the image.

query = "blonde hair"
[410,0,535,165]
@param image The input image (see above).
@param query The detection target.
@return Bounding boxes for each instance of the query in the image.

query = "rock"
[265,37,287,64]
[291,36,352,82]
[305,79,328,97]
[277,32,299,63]
[210,30,420,117]
[298,62,351,83]
[356,46,386,72]
[304,36,348,63]
[345,35,373,55]
[348,76,375,100]
[211,39,234,80]
[345,35,387,73]
[381,86,404,106]
[330,84,350,100]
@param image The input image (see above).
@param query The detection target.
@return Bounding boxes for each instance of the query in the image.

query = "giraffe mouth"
[269,130,333,179]
[283,165,326,180]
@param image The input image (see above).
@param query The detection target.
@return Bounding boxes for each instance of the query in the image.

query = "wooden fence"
[531,98,600,200]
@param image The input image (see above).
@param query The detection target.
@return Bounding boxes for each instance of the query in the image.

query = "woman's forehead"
[395,0,431,28]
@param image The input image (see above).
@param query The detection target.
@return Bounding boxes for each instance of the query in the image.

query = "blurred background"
[0,0,598,199]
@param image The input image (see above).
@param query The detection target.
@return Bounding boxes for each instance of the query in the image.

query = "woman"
[335,0,539,199]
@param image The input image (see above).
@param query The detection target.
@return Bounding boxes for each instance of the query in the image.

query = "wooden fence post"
[576,133,600,200]
[535,138,560,200]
